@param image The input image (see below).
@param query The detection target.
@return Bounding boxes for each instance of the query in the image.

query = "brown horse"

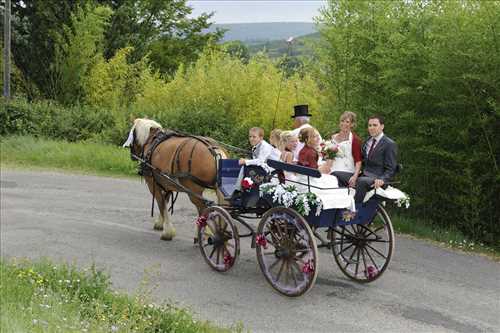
[124,118,227,241]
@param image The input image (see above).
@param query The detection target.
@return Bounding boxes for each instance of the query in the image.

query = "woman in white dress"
[330,112,363,188]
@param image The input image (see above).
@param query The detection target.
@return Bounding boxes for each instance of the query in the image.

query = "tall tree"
[99,0,223,75]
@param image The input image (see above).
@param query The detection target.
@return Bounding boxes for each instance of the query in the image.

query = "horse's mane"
[134,118,163,147]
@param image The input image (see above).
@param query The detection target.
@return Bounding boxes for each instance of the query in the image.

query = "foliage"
[0,98,114,142]
[132,49,331,148]
[1,258,237,332]
[52,4,113,105]
[9,0,221,100]
[100,0,223,76]
[315,0,500,244]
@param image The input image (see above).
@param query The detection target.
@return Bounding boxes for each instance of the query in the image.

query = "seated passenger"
[297,127,339,189]
[239,127,275,169]
[268,128,283,161]
[235,127,275,192]
[279,130,298,164]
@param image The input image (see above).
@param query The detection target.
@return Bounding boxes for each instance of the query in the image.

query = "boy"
[238,127,274,169]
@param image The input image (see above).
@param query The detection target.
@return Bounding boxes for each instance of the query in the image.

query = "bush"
[0,98,114,142]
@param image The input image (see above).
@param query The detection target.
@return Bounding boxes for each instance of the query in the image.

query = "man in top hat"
[290,104,322,161]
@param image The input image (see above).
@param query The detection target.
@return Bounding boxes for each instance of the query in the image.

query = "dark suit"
[355,134,398,202]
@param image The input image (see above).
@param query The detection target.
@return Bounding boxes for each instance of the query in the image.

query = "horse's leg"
[145,177,164,231]
[159,191,176,241]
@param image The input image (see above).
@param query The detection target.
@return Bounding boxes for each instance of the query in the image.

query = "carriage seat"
[217,159,241,197]
[266,159,321,178]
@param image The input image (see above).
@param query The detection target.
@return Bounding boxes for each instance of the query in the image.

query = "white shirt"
[290,124,323,161]
[245,140,275,167]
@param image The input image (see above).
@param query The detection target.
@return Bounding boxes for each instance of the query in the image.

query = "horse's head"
[123,118,163,160]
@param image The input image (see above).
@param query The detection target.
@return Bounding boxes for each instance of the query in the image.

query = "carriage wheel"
[330,204,394,283]
[256,207,318,297]
[198,206,240,272]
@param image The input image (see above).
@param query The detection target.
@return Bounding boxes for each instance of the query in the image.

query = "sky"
[187,0,328,24]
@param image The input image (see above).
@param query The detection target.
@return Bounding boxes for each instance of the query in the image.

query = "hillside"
[209,22,317,43]
[247,32,320,58]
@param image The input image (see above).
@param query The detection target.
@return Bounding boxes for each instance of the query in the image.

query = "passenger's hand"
[318,164,331,174]
[238,158,246,166]
[348,175,358,188]
[372,179,384,189]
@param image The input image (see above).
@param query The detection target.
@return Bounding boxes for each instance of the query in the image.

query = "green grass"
[391,214,500,260]
[1,136,136,177]
[0,258,240,333]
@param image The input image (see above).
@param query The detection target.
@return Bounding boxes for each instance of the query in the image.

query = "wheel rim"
[256,207,318,296]
[331,205,394,282]
[198,207,239,272]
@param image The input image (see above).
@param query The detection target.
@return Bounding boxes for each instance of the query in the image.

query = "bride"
[295,126,355,210]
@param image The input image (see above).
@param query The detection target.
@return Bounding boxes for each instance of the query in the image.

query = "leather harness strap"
[144,130,223,190]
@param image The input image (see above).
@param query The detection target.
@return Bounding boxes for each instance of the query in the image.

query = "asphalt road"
[1,169,499,333]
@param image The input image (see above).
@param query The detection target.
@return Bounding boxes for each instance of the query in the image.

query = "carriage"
[196,158,396,297]
[125,119,401,297]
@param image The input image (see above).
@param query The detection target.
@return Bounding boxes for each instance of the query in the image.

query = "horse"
[123,118,227,241]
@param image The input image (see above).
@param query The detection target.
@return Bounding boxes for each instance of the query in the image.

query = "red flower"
[255,234,268,249]
[302,260,315,274]
[241,177,254,191]
[195,215,207,228]
[224,253,233,267]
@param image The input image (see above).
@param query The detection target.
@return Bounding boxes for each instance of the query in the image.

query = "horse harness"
[140,129,223,193]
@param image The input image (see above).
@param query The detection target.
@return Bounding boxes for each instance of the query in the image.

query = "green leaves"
[314,0,500,245]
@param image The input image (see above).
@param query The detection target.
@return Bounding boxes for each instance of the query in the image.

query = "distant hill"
[209,22,317,43]
[247,32,320,58]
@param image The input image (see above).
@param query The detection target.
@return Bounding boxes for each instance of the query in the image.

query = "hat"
[291,104,312,118]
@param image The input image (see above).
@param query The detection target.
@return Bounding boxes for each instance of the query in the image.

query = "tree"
[99,0,224,75]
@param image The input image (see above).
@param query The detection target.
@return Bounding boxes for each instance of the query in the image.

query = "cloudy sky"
[187,0,327,23]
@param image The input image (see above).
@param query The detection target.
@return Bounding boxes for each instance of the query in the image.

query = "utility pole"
[3,0,11,99]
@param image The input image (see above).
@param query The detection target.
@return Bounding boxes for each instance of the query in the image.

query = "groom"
[355,115,398,203]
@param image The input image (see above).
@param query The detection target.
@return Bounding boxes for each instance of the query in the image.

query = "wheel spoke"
[275,259,286,282]
[208,246,217,259]
[365,243,388,259]
[363,247,379,271]
[269,257,282,271]
[354,246,361,276]
[337,242,355,256]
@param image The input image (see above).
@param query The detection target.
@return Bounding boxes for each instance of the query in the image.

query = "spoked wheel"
[256,207,318,297]
[198,206,239,272]
[330,204,394,283]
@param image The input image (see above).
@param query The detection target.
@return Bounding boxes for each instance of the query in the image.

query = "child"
[238,127,274,168]
[297,127,321,169]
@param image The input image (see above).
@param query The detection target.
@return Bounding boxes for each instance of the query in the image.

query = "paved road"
[1,170,499,333]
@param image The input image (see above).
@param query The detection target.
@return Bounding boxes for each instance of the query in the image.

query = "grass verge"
[0,258,239,333]
[391,214,499,260]
[2,135,498,259]
[1,136,136,178]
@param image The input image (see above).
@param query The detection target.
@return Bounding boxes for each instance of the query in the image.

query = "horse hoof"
[193,237,198,244]
[153,224,164,231]
[160,229,176,241]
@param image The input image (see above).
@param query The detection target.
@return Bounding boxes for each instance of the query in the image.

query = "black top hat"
[291,104,312,118]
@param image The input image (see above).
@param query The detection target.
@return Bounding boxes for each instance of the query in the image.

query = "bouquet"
[320,141,342,160]
[241,177,255,191]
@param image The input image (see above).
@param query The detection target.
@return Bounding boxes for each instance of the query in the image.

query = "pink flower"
[255,234,268,249]
[365,265,377,279]
[302,260,315,274]
[195,215,207,228]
